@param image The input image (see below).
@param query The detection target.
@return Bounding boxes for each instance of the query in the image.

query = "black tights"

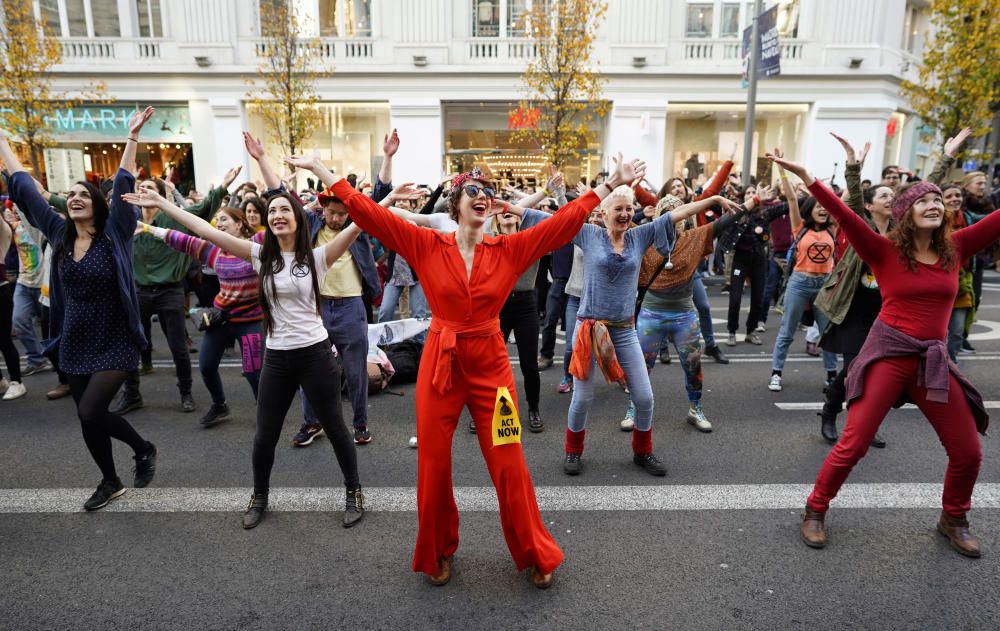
[0,284,20,382]
[253,342,359,493]
[822,351,858,417]
[67,371,151,482]
[500,290,540,412]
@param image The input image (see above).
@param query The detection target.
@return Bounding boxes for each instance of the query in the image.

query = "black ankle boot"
[243,491,268,529]
[818,410,838,443]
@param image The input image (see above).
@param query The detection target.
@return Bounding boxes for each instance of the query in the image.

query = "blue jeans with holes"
[771,272,838,373]
[568,325,653,432]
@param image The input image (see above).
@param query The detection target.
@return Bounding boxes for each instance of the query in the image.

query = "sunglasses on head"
[463,184,495,200]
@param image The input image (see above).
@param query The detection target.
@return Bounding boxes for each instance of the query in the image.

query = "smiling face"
[456,179,493,227]
[496,211,519,234]
[322,200,349,231]
[214,210,242,237]
[602,196,633,235]
[244,205,262,228]
[267,196,297,237]
[907,191,945,230]
[668,179,687,199]
[65,183,95,222]
[942,187,963,212]
[866,185,895,220]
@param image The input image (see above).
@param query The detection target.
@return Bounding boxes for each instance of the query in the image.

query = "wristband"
[126,137,138,143]
[142,223,149,233]
[753,195,761,206]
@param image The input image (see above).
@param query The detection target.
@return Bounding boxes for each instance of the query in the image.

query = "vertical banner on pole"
[742,5,782,88]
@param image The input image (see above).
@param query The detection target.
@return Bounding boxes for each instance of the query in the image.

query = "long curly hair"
[57,181,109,260]
[887,187,956,272]
[256,192,322,336]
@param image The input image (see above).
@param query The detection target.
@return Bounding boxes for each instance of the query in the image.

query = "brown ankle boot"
[529,566,554,589]
[428,556,453,586]
[800,507,827,548]
[937,511,981,558]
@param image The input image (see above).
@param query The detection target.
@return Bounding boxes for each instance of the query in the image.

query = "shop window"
[685,3,714,38]
[720,2,740,37]
[507,0,549,37]
[91,0,120,37]
[136,0,162,38]
[774,0,799,39]
[318,0,372,37]
[903,4,923,54]
[473,0,500,37]
[66,0,88,36]
[39,0,62,34]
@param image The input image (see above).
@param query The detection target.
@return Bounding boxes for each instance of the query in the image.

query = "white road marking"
[3,484,1000,513]
[775,401,1000,411]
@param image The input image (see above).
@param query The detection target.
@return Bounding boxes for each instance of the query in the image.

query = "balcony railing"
[59,38,165,62]
[251,38,375,62]
[466,38,538,63]
[680,38,806,64]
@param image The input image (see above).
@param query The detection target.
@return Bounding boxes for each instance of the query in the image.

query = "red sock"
[632,429,652,455]
[565,428,586,455]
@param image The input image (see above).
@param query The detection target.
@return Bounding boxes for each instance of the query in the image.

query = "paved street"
[3,276,1000,630]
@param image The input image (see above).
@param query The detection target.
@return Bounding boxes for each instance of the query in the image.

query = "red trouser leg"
[464,352,564,575]
[411,363,465,576]
[807,357,910,512]
[906,372,982,517]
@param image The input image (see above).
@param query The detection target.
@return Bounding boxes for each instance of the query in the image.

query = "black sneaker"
[870,432,887,449]
[961,340,976,354]
[181,392,195,413]
[133,443,157,488]
[84,479,126,511]
[110,393,143,416]
[343,487,365,528]
[633,453,668,477]
[242,492,268,529]
[528,410,543,433]
[291,424,324,447]
[138,361,154,375]
[200,403,230,428]
[469,419,477,434]
[353,427,373,445]
[658,347,671,364]
[563,453,582,476]
[705,345,730,365]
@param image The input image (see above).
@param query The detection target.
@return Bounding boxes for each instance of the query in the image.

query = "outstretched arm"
[123,190,253,260]
[244,132,282,191]
[671,195,744,223]
[0,132,66,242]
[954,210,1000,261]
[321,223,363,268]
[829,133,869,217]
[121,107,154,172]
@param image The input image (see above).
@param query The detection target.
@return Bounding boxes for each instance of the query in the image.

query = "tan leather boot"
[529,566,554,589]
[937,511,981,558]
[800,507,828,548]
[428,556,453,586]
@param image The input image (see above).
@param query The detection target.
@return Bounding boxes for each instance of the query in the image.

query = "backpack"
[384,340,423,385]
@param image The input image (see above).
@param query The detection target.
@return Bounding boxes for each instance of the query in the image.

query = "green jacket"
[132,186,226,286]
[814,162,888,327]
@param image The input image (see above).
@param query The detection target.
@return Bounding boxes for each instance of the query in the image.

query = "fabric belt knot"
[429,317,501,395]
[915,339,951,404]
[568,318,632,383]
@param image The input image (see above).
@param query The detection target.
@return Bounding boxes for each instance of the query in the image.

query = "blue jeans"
[562,295,581,378]
[568,325,653,432]
[691,275,716,348]
[637,308,703,403]
[771,272,838,373]
[13,284,45,366]
[378,282,428,322]
[200,319,263,405]
[301,296,370,430]
[540,278,568,359]
[761,254,787,322]
[947,308,968,364]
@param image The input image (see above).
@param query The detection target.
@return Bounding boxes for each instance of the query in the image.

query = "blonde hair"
[600,185,635,210]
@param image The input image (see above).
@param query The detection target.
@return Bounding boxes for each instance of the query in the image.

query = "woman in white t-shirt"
[123,189,365,530]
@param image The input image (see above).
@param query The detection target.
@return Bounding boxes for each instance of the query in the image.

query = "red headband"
[452,167,486,191]
[891,181,941,222]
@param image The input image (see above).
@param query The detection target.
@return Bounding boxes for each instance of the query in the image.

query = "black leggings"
[500,290,540,412]
[253,341,359,492]
[727,249,768,334]
[0,284,20,382]
[67,370,151,482]
[822,351,858,417]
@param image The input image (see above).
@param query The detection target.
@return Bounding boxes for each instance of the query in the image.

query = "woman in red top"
[287,152,645,588]
[770,151,999,558]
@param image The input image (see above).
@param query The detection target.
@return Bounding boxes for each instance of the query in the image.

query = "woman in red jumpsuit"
[287,153,645,587]
[770,149,998,558]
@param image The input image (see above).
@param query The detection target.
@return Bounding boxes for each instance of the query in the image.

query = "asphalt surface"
[3,273,1000,630]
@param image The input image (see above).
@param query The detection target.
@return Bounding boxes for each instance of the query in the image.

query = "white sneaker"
[686,404,713,432]
[0,378,8,394]
[620,401,636,431]
[726,333,737,347]
[755,324,767,333]
[767,374,782,392]
[2,381,26,400]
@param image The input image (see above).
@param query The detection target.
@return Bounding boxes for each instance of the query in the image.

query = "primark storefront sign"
[0,104,191,143]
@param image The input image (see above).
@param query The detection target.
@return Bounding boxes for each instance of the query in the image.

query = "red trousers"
[807,356,982,517]
[412,333,564,576]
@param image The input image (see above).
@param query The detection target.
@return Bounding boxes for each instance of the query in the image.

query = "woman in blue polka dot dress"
[1,108,158,511]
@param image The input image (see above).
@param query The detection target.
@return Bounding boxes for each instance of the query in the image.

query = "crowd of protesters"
[2,109,999,583]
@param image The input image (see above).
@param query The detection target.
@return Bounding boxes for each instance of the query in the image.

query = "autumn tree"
[0,0,105,176]
[245,0,324,161]
[510,0,610,169]
[900,0,1000,161]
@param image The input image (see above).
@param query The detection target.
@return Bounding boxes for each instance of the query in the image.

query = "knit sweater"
[162,229,264,322]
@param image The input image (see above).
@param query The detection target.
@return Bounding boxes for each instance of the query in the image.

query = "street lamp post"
[743,0,763,188]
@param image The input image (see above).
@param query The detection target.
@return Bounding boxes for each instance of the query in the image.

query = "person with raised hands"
[0,109,158,511]
[123,181,367,531]
[563,184,737,478]
[286,149,644,589]
[769,147,1000,558]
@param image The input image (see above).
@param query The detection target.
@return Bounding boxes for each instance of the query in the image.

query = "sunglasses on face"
[463,184,495,200]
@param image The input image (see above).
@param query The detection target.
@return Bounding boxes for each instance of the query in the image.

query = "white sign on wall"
[43,148,87,193]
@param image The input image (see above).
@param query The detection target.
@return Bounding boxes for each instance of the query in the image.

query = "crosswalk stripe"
[3,484,1000,513]
[776,401,1000,411]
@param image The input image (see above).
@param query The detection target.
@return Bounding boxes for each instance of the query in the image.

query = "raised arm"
[120,107,154,172]
[829,134,870,217]
[694,160,735,201]
[243,132,281,191]
[139,222,221,269]
[772,153,888,265]
[122,190,253,260]
[376,129,398,196]
[321,223,363,267]
[0,133,66,242]
[0,210,11,256]
[953,209,1000,261]
[671,194,744,224]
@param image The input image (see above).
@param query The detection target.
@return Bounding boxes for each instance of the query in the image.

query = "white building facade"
[17,0,933,192]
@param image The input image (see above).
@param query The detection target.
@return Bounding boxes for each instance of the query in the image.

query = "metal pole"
[742,0,763,188]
